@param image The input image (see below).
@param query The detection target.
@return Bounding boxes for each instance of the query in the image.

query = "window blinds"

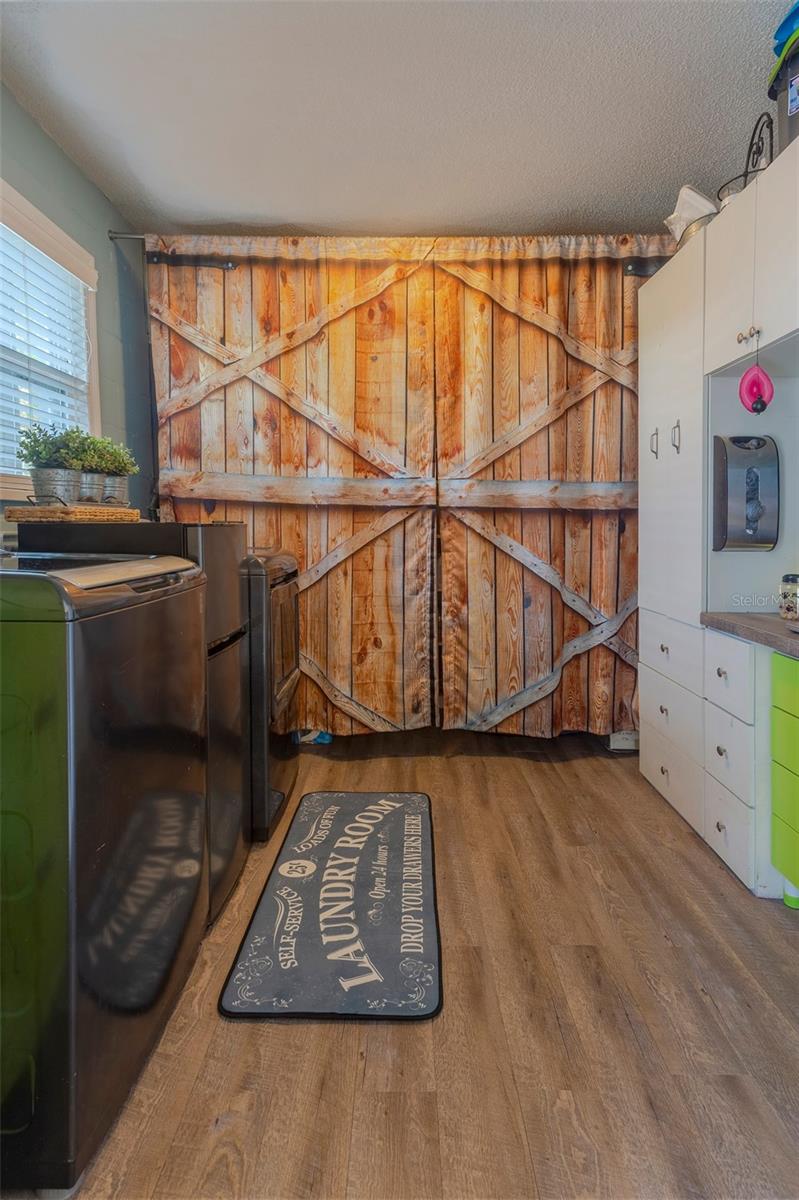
[0,223,92,475]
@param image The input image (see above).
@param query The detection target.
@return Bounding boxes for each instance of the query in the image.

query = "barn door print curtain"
[145,233,672,737]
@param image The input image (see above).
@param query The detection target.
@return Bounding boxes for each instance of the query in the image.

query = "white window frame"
[0,179,101,500]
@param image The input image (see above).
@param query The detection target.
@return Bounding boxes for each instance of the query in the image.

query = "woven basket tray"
[6,505,141,523]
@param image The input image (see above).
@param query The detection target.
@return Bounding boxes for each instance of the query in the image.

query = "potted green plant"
[99,439,139,505]
[77,433,107,503]
[17,423,86,504]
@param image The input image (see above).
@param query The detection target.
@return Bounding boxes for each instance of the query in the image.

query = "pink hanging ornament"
[738,363,774,414]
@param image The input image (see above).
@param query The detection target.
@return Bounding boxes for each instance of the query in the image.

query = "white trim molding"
[0,179,98,288]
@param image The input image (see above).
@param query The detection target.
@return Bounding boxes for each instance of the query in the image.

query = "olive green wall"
[0,85,153,510]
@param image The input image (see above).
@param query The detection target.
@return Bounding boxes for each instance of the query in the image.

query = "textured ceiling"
[0,0,786,235]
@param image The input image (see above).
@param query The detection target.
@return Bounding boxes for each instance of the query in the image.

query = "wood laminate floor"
[78,733,799,1199]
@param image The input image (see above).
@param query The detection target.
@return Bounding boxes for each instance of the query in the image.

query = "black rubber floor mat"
[219,791,441,1019]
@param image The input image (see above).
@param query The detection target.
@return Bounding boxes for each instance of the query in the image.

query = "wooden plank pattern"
[158,258,429,422]
[148,259,173,521]
[151,297,410,478]
[452,509,637,668]
[493,258,523,734]
[434,266,467,729]
[439,479,638,509]
[561,257,595,732]
[150,238,651,737]
[159,471,436,507]
[224,263,254,545]
[168,265,201,523]
[326,261,358,735]
[519,258,552,735]
[304,261,330,731]
[299,653,401,732]
[436,254,640,735]
[297,508,413,593]
[440,262,638,389]
[197,266,227,524]
[589,259,623,734]
[468,592,638,731]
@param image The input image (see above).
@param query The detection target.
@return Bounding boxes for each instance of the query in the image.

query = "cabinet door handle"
[660,765,668,777]
[716,666,727,679]
[670,419,681,453]
[748,325,760,340]
[737,330,748,344]
[650,429,659,458]
[659,704,668,715]
[715,820,726,834]
[660,643,669,654]
[716,744,727,758]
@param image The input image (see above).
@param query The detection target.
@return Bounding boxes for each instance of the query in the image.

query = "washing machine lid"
[47,555,195,589]
[0,553,202,620]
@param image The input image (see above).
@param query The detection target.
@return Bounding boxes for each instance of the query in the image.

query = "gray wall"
[1,85,153,510]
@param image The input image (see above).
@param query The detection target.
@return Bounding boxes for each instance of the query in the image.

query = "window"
[0,181,99,498]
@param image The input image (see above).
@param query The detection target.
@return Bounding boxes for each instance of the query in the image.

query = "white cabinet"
[754,139,799,349]
[704,139,799,375]
[704,185,757,375]
[638,230,705,625]
[638,145,797,898]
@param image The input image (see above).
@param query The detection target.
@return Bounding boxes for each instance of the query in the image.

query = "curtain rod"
[107,230,666,275]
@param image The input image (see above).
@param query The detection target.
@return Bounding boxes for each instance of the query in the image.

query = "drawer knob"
[716,666,727,679]
[716,744,727,757]
[660,643,669,654]
[715,820,726,834]
[659,704,668,716]
[660,765,668,776]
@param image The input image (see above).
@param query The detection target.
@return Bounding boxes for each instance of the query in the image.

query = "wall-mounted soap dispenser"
[713,435,779,551]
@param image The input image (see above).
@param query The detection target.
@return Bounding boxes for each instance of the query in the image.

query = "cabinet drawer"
[639,664,703,763]
[772,653,799,718]
[772,707,799,776]
[640,721,704,836]
[703,629,754,722]
[639,610,704,696]
[703,702,754,806]
[704,774,754,888]
[772,814,799,889]
[772,761,799,834]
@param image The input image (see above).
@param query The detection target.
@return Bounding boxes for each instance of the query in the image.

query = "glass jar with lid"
[778,574,798,620]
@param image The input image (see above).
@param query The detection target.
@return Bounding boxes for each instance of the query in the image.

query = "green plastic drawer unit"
[773,761,799,834]
[773,815,799,889]
[772,707,799,776]
[772,653,799,717]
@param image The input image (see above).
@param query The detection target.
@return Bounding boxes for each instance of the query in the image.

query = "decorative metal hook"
[717,112,774,203]
[744,112,774,184]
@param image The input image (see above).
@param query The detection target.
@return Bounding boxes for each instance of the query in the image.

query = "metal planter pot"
[29,467,81,505]
[79,472,106,503]
[102,476,130,505]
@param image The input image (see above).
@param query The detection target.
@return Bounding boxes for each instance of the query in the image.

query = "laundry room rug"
[219,792,440,1019]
